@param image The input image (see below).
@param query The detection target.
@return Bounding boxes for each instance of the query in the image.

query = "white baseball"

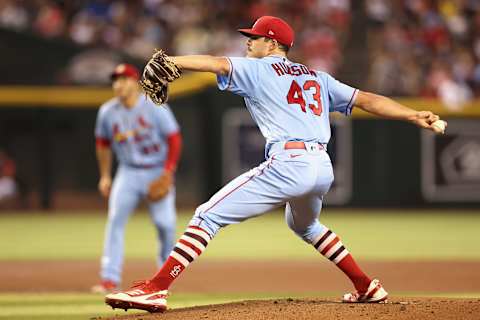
[432,120,446,134]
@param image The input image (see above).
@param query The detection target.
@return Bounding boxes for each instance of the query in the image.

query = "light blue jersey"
[191,55,358,244]
[217,55,357,153]
[95,95,179,168]
[94,95,179,284]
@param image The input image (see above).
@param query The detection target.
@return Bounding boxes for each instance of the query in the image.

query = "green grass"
[1,209,478,319]
[0,292,276,320]
[0,209,479,261]
[0,292,324,320]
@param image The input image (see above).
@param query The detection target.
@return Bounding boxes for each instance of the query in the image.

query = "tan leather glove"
[147,170,173,201]
[140,49,182,105]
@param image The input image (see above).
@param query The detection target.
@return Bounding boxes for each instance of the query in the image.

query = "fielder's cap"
[110,63,140,81]
[238,16,294,48]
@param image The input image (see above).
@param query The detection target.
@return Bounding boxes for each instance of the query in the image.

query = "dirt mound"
[102,297,480,320]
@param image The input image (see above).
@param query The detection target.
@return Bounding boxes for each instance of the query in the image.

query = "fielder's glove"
[140,49,182,105]
[147,171,173,201]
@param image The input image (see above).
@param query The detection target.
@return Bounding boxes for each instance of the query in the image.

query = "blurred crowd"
[0,0,351,81]
[1,0,480,108]
[365,0,480,109]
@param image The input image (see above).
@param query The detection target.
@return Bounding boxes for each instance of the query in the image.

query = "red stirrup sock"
[151,226,211,290]
[312,228,371,293]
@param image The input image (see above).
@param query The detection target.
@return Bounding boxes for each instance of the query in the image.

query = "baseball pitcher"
[105,16,446,311]
[92,64,182,293]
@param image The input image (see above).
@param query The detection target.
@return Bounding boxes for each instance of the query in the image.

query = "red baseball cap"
[238,16,295,48]
[110,63,140,81]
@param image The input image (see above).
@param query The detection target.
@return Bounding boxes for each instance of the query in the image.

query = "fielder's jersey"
[95,95,179,167]
[217,55,358,150]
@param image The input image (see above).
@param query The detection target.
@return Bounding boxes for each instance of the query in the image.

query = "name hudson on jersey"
[271,63,317,77]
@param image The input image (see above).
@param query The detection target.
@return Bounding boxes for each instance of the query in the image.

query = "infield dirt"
[2,260,480,319]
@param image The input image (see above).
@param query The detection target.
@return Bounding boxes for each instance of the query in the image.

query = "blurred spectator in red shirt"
[0,150,17,203]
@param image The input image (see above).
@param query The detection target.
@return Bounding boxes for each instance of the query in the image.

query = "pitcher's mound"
[103,297,480,320]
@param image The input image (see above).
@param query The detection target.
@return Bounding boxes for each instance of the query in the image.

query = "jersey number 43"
[286,80,323,116]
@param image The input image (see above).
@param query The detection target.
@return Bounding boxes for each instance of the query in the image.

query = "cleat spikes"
[104,281,168,312]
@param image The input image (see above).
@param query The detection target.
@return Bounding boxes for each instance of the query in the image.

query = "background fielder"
[106,16,445,312]
[92,63,182,293]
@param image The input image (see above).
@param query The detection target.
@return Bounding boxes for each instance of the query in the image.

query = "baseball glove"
[140,49,182,105]
[147,171,173,201]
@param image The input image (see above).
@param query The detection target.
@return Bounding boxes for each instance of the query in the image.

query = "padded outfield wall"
[0,78,479,209]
